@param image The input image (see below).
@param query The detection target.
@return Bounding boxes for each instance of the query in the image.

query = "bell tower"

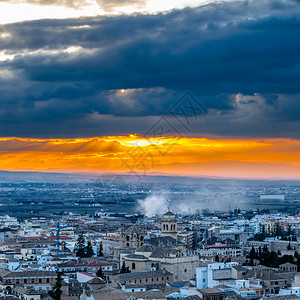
[161,210,178,239]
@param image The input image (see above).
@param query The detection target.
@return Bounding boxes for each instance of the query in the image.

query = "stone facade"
[120,225,146,248]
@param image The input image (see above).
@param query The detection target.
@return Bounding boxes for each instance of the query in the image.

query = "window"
[32,279,35,283]
[16,279,19,284]
[24,279,27,283]
[132,263,135,270]
[47,278,50,283]
[39,279,42,283]
[184,269,187,272]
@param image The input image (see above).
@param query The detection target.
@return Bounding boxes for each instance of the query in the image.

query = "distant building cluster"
[0,209,300,299]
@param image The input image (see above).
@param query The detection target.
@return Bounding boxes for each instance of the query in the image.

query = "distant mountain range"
[0,170,299,185]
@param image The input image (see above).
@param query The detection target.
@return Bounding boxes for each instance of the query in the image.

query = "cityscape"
[0,173,298,299]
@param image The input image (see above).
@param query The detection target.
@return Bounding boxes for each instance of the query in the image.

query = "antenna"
[167,199,171,212]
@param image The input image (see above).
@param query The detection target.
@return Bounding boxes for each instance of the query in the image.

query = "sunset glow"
[0,136,299,179]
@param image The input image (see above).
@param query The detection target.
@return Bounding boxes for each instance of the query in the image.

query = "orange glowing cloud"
[0,136,300,179]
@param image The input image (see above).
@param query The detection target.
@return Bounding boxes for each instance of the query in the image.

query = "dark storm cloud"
[0,0,300,137]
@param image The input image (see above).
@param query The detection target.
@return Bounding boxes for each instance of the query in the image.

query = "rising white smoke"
[137,192,192,217]
[137,194,169,217]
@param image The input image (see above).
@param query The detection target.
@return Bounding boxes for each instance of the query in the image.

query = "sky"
[0,0,300,179]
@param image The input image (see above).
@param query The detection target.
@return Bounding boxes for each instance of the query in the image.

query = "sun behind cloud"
[0,136,299,179]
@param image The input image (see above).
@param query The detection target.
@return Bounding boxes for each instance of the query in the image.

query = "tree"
[85,241,95,257]
[287,225,292,237]
[75,233,86,258]
[96,266,104,279]
[275,223,283,238]
[253,233,266,241]
[48,271,63,300]
[263,244,268,253]
[202,209,211,216]
[297,257,300,272]
[260,250,278,268]
[249,246,256,259]
[99,242,104,257]
[120,261,130,273]
[61,241,70,252]
[120,261,127,273]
